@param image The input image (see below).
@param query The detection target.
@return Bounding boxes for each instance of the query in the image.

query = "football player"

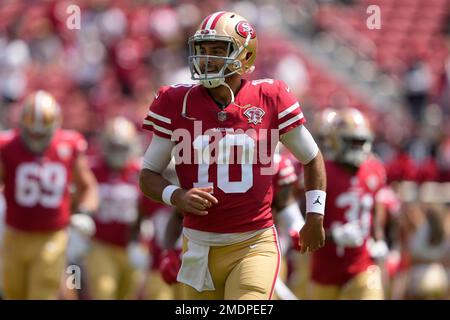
[271,148,304,300]
[84,116,149,300]
[154,150,303,300]
[143,206,184,300]
[309,107,387,300]
[289,108,337,299]
[0,90,99,299]
[142,160,184,300]
[139,11,327,300]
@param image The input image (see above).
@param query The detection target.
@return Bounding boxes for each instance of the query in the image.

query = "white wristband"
[305,190,326,215]
[162,185,181,206]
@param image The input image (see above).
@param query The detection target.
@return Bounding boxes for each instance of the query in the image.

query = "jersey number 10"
[193,134,255,193]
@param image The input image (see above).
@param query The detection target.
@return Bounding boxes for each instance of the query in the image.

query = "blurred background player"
[84,116,149,300]
[142,159,184,300]
[271,146,304,300]
[309,107,388,300]
[142,206,183,300]
[288,108,337,300]
[390,196,449,300]
[0,91,98,300]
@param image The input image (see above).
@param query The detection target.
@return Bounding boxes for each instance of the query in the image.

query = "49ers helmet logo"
[236,21,256,39]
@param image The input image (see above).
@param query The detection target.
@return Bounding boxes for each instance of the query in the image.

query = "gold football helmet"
[20,90,61,154]
[328,107,373,167]
[101,116,138,169]
[312,108,338,160]
[188,11,258,88]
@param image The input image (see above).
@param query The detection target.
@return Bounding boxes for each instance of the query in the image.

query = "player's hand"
[331,221,364,248]
[159,249,182,285]
[70,213,96,237]
[299,213,325,254]
[366,238,389,260]
[172,186,218,215]
[127,241,150,270]
[289,229,302,251]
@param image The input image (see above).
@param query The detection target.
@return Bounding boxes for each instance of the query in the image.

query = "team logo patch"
[57,143,72,160]
[244,107,265,125]
[236,21,256,39]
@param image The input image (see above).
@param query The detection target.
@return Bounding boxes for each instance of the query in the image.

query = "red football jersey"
[142,79,305,233]
[311,156,386,285]
[0,129,87,231]
[91,158,141,247]
[272,153,298,197]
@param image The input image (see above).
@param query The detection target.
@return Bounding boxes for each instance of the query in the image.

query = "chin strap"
[181,84,200,120]
[221,81,235,105]
[221,81,253,109]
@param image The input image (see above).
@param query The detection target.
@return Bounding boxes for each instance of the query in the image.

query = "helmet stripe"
[203,11,225,30]
[34,91,45,126]
[209,11,226,29]
[200,14,211,29]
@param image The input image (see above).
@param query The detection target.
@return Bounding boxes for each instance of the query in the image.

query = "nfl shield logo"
[218,111,227,122]
[244,107,265,125]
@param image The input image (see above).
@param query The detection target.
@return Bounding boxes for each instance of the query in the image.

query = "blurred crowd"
[0,0,449,299]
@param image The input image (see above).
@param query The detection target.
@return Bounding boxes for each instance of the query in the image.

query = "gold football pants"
[181,227,280,300]
[2,226,68,300]
[310,265,384,300]
[85,240,141,300]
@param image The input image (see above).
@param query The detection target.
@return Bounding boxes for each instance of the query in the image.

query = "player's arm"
[274,184,305,251]
[129,203,146,242]
[372,200,386,242]
[139,135,218,216]
[280,125,326,253]
[72,152,99,214]
[273,184,295,212]
[163,209,183,249]
[366,189,390,260]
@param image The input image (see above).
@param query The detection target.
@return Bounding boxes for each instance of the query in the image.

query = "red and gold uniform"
[85,158,143,300]
[310,157,386,299]
[143,78,305,299]
[1,129,86,299]
[143,79,304,233]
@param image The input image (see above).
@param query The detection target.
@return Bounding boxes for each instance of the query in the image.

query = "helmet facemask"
[103,141,133,170]
[188,33,251,88]
[21,126,57,154]
[328,108,374,167]
[101,117,138,170]
[336,135,373,167]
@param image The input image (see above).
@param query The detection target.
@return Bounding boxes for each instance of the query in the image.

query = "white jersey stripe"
[279,113,304,130]
[143,119,172,135]
[147,110,172,124]
[278,102,300,119]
